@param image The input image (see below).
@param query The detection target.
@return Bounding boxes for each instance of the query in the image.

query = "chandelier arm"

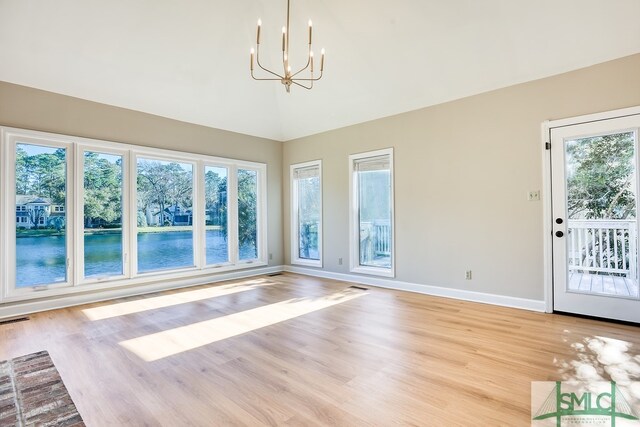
[256,46,284,79]
[291,80,312,90]
[292,70,323,82]
[291,46,312,78]
[252,76,283,81]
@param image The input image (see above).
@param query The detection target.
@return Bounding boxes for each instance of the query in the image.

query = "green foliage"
[137,160,193,226]
[137,211,148,228]
[567,132,636,219]
[16,147,259,250]
[205,170,227,229]
[16,145,66,204]
[84,152,122,227]
[297,176,320,258]
[49,216,65,232]
[238,169,257,248]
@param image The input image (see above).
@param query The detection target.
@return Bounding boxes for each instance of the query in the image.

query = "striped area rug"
[0,350,84,426]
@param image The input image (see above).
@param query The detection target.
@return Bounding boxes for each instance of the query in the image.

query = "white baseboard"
[284,265,546,312]
[0,265,285,320]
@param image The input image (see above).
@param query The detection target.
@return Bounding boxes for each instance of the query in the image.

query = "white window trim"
[202,163,233,268]
[5,133,75,298]
[0,126,268,304]
[348,148,395,278]
[133,153,200,276]
[76,146,130,285]
[236,165,268,265]
[290,160,323,268]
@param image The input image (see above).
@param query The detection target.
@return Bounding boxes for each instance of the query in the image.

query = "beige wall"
[283,54,640,300]
[0,81,284,266]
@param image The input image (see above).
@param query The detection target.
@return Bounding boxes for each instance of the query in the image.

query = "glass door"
[551,114,640,322]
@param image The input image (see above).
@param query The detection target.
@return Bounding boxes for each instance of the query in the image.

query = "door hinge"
[545,142,551,150]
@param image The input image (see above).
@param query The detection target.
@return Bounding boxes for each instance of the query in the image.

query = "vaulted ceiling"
[0,0,638,141]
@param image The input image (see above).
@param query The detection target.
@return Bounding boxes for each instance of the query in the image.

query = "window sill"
[350,265,395,278]
[291,258,322,268]
[1,261,268,304]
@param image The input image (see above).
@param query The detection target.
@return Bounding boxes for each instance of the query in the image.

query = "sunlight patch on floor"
[82,278,274,320]
[558,334,640,404]
[119,288,367,361]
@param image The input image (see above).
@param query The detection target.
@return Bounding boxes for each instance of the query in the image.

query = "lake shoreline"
[16,225,222,238]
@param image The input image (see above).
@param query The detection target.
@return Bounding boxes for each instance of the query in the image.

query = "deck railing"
[360,220,391,263]
[568,219,637,279]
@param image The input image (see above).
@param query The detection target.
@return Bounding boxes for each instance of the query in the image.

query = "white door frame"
[542,105,640,314]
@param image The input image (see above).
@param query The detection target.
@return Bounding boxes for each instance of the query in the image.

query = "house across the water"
[15,195,65,229]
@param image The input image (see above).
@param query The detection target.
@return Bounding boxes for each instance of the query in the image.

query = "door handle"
[555,231,564,238]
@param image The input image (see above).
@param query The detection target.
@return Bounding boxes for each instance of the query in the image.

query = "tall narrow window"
[205,165,229,265]
[136,157,194,273]
[291,161,322,266]
[83,151,124,279]
[349,149,394,277]
[15,143,69,288]
[238,168,258,261]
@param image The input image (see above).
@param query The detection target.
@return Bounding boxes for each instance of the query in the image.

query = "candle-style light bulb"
[256,19,261,44]
[282,26,286,52]
[308,20,313,44]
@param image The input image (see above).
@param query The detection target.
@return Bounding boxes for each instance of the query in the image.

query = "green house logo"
[532,381,639,426]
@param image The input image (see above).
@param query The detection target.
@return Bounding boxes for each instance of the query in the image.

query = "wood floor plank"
[1,272,639,426]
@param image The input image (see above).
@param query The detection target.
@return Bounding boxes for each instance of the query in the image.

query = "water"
[16,230,258,287]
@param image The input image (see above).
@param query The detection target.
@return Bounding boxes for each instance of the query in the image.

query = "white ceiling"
[0,1,638,141]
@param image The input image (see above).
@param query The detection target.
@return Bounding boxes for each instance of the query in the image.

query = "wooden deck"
[568,271,639,298]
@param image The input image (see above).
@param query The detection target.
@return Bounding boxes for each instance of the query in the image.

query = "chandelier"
[250,0,325,93]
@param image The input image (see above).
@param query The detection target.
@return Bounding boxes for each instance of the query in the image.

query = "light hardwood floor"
[1,272,639,426]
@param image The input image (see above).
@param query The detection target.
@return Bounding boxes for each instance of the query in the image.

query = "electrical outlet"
[338,258,343,265]
[527,190,540,201]
[465,270,472,280]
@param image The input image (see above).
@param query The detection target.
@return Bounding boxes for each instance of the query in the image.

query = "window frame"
[133,153,199,276]
[76,146,130,285]
[348,148,395,278]
[236,165,267,265]
[5,133,75,297]
[0,126,268,304]
[290,160,323,267]
[202,162,233,269]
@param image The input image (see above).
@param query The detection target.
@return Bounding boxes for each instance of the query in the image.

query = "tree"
[15,146,30,195]
[205,170,227,228]
[137,161,193,227]
[83,153,122,228]
[566,132,636,271]
[298,176,320,258]
[567,132,635,220]
[50,216,65,232]
[27,205,47,230]
[238,169,257,251]
[15,145,66,204]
